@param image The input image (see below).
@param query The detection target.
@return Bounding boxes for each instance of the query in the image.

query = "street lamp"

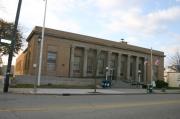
[106,67,108,81]
[33,63,37,92]
[138,70,141,88]
[37,0,48,86]
[138,70,141,83]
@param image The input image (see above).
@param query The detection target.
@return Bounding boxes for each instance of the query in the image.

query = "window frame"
[47,51,57,71]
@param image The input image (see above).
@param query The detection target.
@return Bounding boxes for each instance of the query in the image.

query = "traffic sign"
[0,39,11,44]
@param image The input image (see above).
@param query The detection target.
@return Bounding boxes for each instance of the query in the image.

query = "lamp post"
[106,67,109,81]
[37,0,48,86]
[138,70,141,88]
[33,64,37,92]
[138,70,141,83]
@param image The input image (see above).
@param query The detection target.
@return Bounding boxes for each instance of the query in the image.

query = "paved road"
[0,93,180,119]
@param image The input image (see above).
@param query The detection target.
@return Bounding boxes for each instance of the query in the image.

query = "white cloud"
[147,6,180,25]
[1,0,82,36]
[106,9,143,33]
[45,0,81,32]
[103,6,180,37]
[95,0,123,10]
[46,12,81,33]
[0,0,19,21]
[94,0,142,11]
[143,6,180,35]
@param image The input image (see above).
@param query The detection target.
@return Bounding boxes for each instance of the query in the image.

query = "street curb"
[6,91,180,96]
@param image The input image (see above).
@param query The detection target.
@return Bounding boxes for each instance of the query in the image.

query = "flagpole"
[37,0,48,86]
[150,47,153,85]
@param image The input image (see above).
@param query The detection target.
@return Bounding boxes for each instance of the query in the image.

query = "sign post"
[3,0,22,93]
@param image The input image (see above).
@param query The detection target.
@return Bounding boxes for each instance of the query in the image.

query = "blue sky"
[0,0,180,67]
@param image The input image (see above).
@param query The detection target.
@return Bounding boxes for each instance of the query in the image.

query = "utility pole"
[3,0,22,92]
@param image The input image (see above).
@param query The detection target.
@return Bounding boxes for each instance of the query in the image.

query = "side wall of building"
[15,52,26,75]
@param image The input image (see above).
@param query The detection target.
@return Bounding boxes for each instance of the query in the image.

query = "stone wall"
[13,75,103,86]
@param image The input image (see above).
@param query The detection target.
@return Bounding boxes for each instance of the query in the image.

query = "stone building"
[15,26,164,85]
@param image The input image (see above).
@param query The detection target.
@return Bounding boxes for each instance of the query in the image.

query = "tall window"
[47,52,57,71]
[98,58,105,74]
[87,58,93,74]
[139,64,142,71]
[73,56,81,73]
[153,65,158,80]
[110,60,115,68]
[130,62,133,77]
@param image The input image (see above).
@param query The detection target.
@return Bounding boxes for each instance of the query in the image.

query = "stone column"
[126,55,130,80]
[135,56,139,81]
[117,53,121,80]
[70,45,75,77]
[83,47,88,77]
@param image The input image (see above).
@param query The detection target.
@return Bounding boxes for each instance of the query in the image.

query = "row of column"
[70,46,146,82]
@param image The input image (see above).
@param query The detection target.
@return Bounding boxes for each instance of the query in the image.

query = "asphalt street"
[0,93,180,119]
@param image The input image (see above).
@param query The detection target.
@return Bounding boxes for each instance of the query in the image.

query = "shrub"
[155,80,168,88]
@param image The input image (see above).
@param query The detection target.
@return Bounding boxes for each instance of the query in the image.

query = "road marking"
[0,108,46,112]
[0,100,180,112]
[47,100,180,111]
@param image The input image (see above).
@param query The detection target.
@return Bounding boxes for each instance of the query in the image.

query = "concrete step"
[13,75,103,86]
[111,80,141,89]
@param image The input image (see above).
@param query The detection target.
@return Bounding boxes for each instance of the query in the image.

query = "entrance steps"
[111,80,142,89]
[12,75,143,89]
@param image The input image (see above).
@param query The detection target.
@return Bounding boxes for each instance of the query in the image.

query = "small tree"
[0,19,24,56]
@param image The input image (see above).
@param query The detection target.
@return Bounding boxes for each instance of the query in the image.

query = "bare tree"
[168,51,180,72]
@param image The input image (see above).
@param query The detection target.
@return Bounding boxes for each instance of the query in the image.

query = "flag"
[144,57,148,65]
[155,58,160,65]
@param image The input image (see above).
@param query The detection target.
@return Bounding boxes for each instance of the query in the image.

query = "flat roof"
[26,26,164,57]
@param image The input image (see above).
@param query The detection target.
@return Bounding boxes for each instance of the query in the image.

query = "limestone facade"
[15,26,165,84]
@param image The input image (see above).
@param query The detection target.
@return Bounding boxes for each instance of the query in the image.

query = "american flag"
[155,58,160,65]
[144,57,148,65]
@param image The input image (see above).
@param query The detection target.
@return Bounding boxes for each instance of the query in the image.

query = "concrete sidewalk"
[1,78,180,95]
[5,88,180,95]
[1,76,180,95]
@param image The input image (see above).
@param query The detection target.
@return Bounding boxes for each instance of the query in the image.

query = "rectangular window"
[98,59,105,74]
[47,52,57,71]
[110,60,115,68]
[139,64,142,71]
[87,58,93,74]
[120,61,125,76]
[73,56,81,73]
[130,63,133,76]
[153,65,158,80]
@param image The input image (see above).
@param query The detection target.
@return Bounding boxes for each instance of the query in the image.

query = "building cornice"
[26,26,164,57]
